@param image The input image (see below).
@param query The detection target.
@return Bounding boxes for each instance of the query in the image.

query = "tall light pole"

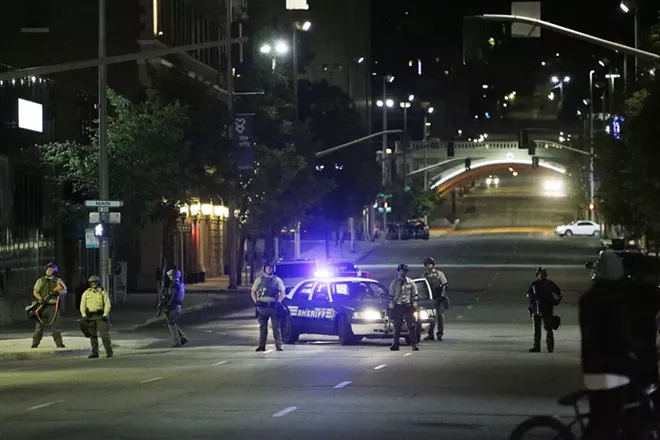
[292,21,310,124]
[379,74,394,235]
[589,70,595,222]
[98,0,110,293]
[620,1,640,84]
[551,75,570,104]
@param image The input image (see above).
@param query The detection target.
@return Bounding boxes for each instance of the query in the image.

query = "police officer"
[80,275,113,358]
[527,266,562,353]
[423,257,449,341]
[165,269,188,347]
[31,263,67,348]
[251,262,286,352]
[388,264,419,351]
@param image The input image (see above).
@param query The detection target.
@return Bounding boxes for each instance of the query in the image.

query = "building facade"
[0,1,241,322]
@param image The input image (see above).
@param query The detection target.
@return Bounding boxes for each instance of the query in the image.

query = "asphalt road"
[433,171,576,230]
[0,234,602,440]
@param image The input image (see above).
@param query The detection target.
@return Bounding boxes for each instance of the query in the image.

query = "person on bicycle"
[527,267,562,353]
[579,250,634,439]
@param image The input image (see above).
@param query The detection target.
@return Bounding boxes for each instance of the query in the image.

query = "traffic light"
[532,156,539,169]
[519,129,535,155]
[465,158,472,170]
[447,141,455,157]
[94,222,107,238]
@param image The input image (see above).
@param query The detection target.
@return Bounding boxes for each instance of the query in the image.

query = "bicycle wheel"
[510,416,575,440]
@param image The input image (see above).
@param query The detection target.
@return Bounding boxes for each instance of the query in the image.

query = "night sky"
[370,0,656,136]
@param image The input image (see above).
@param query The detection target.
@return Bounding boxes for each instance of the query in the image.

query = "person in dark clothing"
[527,266,562,353]
[164,269,188,347]
[578,249,660,440]
[251,262,286,352]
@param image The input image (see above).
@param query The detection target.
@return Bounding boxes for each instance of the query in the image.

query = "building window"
[22,0,50,33]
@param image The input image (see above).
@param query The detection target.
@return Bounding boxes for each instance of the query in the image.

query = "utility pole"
[381,77,388,236]
[589,70,595,222]
[98,0,110,294]
[226,0,238,289]
[292,22,301,259]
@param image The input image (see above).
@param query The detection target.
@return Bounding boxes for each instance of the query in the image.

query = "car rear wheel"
[592,230,600,237]
[338,315,358,345]
[281,316,299,344]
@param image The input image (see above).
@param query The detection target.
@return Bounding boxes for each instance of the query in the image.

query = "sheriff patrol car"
[280,276,436,346]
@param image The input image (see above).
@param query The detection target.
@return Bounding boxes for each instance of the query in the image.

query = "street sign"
[85,228,99,249]
[89,212,121,224]
[286,0,309,9]
[85,200,124,208]
[234,113,255,172]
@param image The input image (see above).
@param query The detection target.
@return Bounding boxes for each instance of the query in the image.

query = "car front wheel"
[338,315,358,345]
[281,316,300,344]
[564,230,573,237]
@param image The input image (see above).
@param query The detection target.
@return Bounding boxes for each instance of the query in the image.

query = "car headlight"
[413,310,430,320]
[353,309,382,320]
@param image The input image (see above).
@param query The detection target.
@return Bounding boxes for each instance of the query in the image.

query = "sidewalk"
[0,277,250,359]
[299,239,387,263]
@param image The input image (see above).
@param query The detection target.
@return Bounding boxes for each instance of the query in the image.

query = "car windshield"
[275,263,316,278]
[333,281,388,300]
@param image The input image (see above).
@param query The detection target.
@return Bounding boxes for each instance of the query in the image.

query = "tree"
[39,89,192,282]
[300,80,380,236]
[388,181,443,224]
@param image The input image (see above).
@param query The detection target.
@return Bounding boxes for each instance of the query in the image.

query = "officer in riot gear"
[80,275,113,358]
[388,264,420,351]
[423,257,449,341]
[31,263,67,348]
[251,262,286,352]
[527,266,562,353]
[164,269,188,347]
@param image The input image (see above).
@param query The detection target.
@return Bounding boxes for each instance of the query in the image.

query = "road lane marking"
[264,349,273,354]
[26,400,63,411]
[204,330,213,333]
[403,353,412,357]
[374,364,387,370]
[140,377,163,384]
[467,305,473,309]
[334,381,352,389]
[457,315,464,319]
[273,406,297,417]
[476,297,480,300]
[212,361,228,366]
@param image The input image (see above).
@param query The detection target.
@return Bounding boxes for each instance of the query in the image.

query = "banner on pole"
[234,113,255,172]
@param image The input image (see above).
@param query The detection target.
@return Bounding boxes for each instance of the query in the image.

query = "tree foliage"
[300,80,380,231]
[596,45,660,239]
[387,182,443,224]
[39,89,192,223]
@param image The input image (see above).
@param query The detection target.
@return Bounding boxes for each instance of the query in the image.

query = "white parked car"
[556,220,601,237]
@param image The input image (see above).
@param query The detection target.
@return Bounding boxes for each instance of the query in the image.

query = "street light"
[260,44,271,54]
[408,94,415,101]
[385,99,394,107]
[275,40,289,54]
[301,21,311,31]
[620,1,640,83]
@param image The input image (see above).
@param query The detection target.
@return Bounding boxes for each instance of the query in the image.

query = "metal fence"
[0,228,55,298]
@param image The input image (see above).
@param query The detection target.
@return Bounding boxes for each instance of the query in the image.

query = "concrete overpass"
[395,138,577,194]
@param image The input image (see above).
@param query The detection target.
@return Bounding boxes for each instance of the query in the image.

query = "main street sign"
[84,200,124,208]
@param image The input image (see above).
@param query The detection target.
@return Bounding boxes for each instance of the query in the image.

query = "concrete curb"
[131,289,251,330]
[355,240,389,264]
[0,348,90,361]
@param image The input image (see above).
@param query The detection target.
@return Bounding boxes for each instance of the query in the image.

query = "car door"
[414,278,434,309]
[285,281,315,333]
[303,281,336,335]
[576,221,593,235]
